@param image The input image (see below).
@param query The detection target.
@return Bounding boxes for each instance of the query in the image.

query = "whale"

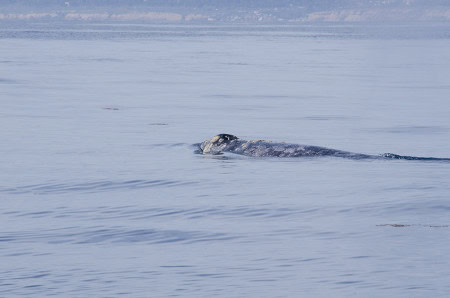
[197,134,450,161]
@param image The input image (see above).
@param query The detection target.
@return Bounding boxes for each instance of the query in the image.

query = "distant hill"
[1,0,450,22]
[3,0,450,10]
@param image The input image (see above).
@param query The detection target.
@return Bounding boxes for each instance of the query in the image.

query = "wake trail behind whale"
[381,153,450,161]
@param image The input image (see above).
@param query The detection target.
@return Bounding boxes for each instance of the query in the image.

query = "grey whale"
[197,134,450,161]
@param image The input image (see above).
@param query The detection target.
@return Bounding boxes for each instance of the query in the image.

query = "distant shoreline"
[0,8,449,23]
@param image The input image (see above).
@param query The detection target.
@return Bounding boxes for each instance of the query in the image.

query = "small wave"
[79,57,124,62]
[1,179,195,195]
[0,78,19,84]
[303,115,350,121]
[0,227,238,245]
[148,123,168,126]
[4,205,316,222]
[94,206,317,221]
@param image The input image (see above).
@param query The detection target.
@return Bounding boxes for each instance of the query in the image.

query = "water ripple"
[0,227,239,245]
[3,205,319,223]
[83,206,313,221]
[1,179,196,195]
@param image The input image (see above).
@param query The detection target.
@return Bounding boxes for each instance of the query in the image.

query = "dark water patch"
[170,143,187,147]
[377,224,449,228]
[207,94,235,99]
[1,179,196,195]
[335,280,362,285]
[294,258,323,263]
[0,236,16,242]
[194,273,228,278]
[27,274,49,279]
[3,252,31,257]
[207,94,293,99]
[378,224,411,228]
[148,123,168,126]
[4,272,50,281]
[134,79,191,85]
[79,57,124,62]
[303,115,350,121]
[220,62,249,66]
[195,153,232,160]
[14,211,54,218]
[0,78,19,84]
[406,286,427,290]
[102,107,120,110]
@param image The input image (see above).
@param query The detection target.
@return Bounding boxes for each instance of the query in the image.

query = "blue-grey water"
[1,22,450,297]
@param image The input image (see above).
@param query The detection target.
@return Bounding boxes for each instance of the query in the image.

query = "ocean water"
[1,22,450,297]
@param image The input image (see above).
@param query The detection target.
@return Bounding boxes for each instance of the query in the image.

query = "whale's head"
[200,134,239,155]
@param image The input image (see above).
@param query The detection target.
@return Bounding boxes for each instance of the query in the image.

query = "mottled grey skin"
[199,134,450,161]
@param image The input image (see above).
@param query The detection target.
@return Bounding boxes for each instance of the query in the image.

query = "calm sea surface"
[1,22,450,297]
